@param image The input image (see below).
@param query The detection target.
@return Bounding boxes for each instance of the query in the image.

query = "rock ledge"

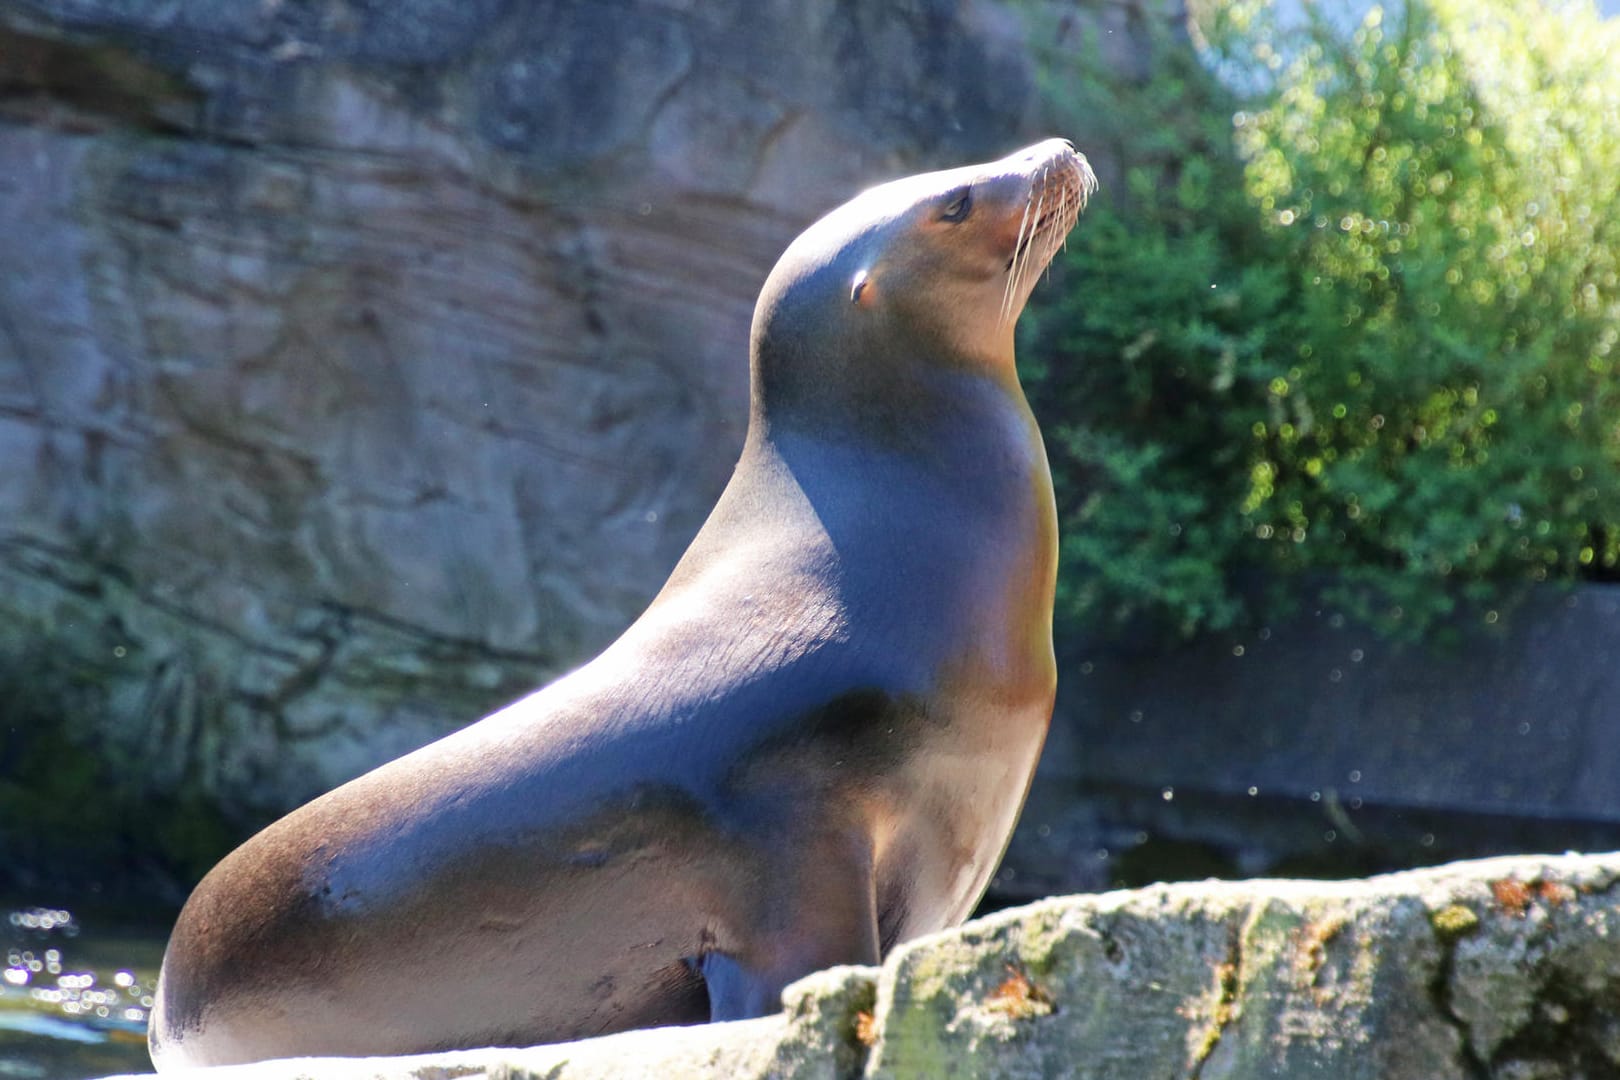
[113,852,1620,1079]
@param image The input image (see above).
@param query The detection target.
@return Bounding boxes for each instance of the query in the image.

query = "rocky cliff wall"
[0,0,1159,831]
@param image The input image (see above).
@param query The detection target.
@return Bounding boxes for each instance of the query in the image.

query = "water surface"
[0,904,161,1079]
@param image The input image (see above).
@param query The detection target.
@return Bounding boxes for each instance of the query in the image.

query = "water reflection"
[0,905,160,1079]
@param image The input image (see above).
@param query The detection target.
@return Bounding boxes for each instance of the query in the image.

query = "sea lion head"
[750,139,1096,420]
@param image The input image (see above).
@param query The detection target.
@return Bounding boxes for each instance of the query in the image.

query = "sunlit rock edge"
[103,851,1620,1080]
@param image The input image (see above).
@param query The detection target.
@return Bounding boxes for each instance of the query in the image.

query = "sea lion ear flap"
[850,268,876,309]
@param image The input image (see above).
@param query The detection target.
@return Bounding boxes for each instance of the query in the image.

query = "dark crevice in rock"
[1487,980,1620,1079]
[4,533,551,674]
[235,620,344,727]
[838,981,879,1080]
[1484,876,1620,1078]
[2,533,309,662]
[312,598,549,666]
[1427,919,1491,1080]
[1188,912,1246,1078]
[0,21,202,137]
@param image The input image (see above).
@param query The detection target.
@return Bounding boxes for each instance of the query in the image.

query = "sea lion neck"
[745,332,1025,460]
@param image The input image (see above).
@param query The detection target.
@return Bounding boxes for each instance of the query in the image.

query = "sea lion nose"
[1012,138,1078,164]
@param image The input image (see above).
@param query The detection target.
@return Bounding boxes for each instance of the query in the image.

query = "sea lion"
[149,138,1095,1068]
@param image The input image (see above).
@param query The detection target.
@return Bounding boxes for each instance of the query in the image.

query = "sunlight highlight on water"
[1,904,162,1079]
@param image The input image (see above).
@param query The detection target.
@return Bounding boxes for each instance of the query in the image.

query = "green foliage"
[1023,0,1620,640]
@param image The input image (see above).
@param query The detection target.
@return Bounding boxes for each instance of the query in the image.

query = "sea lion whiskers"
[999,149,1097,325]
[1016,171,1048,318]
[1051,161,1083,273]
[1000,182,1038,325]
[1005,177,1048,326]
[1001,173,1045,325]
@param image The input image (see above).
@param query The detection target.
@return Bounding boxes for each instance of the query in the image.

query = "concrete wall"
[1003,584,1620,900]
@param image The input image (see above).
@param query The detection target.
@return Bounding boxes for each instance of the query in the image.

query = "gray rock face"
[97,853,1620,1079]
[0,0,1120,815]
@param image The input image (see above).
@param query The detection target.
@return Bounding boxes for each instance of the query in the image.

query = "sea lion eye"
[940,189,973,223]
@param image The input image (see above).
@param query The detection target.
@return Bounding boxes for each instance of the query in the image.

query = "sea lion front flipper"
[700,837,881,1022]
[699,928,880,1022]
[699,951,783,1021]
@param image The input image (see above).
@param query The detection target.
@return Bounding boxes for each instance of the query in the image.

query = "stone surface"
[101,965,878,1080]
[0,0,1164,825]
[98,853,1620,1079]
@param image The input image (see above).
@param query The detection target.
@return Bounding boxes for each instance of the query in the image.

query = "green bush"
[1024,0,1620,641]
